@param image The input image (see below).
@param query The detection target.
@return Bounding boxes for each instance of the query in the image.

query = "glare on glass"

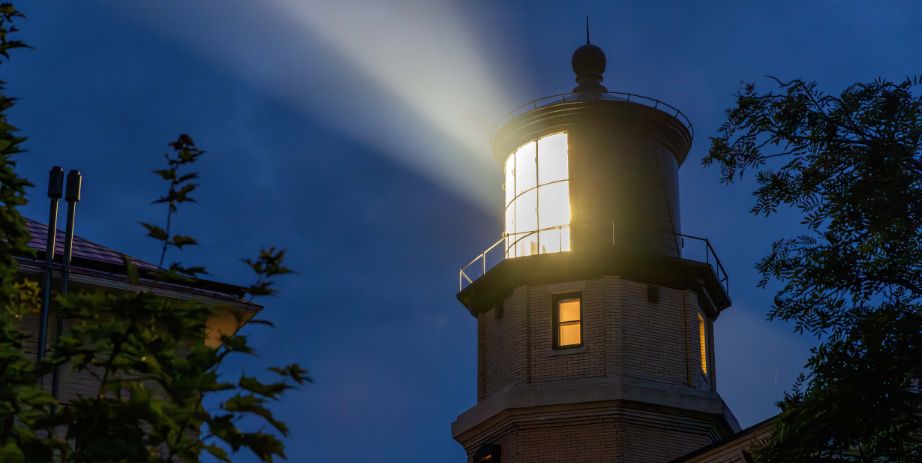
[514,141,536,196]
[503,132,571,259]
[537,182,570,228]
[539,228,572,254]
[505,205,516,256]
[504,154,516,206]
[516,233,539,258]
[514,189,538,257]
[538,228,561,254]
[538,133,568,184]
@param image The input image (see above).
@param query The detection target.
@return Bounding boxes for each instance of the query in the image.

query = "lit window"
[698,313,708,375]
[504,132,570,258]
[554,294,582,348]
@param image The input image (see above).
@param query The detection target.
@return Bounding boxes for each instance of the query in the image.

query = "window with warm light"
[504,132,570,258]
[554,294,582,348]
[697,313,708,376]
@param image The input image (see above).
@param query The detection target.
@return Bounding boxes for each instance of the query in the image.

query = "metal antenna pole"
[586,16,590,44]
[37,167,64,387]
[51,169,81,401]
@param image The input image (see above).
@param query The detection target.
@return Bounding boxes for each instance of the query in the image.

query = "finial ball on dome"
[571,43,608,93]
[572,43,606,76]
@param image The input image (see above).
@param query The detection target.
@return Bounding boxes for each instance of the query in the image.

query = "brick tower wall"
[478,276,715,402]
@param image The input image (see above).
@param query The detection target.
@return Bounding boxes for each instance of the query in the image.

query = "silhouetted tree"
[0,4,59,461]
[705,76,921,461]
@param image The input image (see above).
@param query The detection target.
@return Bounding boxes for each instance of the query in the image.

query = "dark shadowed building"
[15,218,257,400]
[452,41,773,463]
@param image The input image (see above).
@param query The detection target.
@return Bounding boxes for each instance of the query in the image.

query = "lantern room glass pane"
[539,227,571,254]
[538,133,568,184]
[514,189,537,236]
[513,189,538,257]
[515,232,539,258]
[504,154,515,207]
[514,141,536,195]
[504,132,570,258]
[538,182,570,229]
[505,203,515,243]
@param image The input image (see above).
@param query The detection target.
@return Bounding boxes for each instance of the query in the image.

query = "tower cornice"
[457,246,731,318]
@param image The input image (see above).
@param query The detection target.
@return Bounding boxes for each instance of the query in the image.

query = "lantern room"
[458,41,727,313]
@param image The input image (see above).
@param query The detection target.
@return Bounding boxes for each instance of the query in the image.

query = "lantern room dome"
[571,43,607,92]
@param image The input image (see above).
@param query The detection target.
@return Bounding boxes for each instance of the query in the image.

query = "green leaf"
[171,234,198,248]
[153,168,175,180]
[140,222,168,241]
[121,254,140,284]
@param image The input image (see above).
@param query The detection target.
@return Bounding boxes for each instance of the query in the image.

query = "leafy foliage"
[705,77,921,461]
[35,135,308,462]
[0,5,58,462]
[140,134,205,278]
[5,278,39,318]
[44,260,307,462]
[242,247,292,298]
[0,3,306,460]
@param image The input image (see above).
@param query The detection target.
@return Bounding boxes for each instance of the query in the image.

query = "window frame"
[552,292,583,350]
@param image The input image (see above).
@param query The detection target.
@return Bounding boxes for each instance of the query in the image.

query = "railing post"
[481,252,486,276]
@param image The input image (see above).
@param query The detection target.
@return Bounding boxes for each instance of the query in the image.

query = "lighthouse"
[452,39,739,463]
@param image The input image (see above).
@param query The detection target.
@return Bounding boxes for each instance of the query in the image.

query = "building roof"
[24,218,161,272]
[19,217,257,307]
[670,416,776,462]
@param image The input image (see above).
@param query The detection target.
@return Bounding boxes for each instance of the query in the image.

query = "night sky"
[8,1,921,461]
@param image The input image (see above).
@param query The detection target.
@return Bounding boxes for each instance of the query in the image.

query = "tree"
[0,4,59,461]
[704,76,921,461]
[0,4,308,462]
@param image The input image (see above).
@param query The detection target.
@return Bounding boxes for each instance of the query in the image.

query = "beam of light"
[118,0,526,213]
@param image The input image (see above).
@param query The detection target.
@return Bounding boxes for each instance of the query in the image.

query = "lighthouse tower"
[452,40,739,463]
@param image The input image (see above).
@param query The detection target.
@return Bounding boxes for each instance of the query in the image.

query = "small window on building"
[554,294,582,348]
[697,313,708,375]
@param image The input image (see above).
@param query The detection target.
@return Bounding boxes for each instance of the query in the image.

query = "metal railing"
[492,91,694,140]
[672,232,729,294]
[459,235,504,291]
[459,224,570,292]
[458,224,728,295]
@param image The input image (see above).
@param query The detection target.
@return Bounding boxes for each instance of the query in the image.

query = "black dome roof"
[571,43,608,93]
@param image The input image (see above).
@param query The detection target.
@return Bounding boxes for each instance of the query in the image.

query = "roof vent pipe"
[51,169,82,401]
[36,166,64,383]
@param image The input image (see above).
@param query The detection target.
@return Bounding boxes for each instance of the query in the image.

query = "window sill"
[546,346,586,357]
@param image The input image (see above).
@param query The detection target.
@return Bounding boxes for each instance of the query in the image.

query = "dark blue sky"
[8,1,921,461]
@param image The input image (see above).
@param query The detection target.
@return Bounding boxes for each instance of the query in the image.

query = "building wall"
[478,276,715,401]
[457,401,730,463]
[16,313,103,401]
[464,276,728,462]
[480,285,529,399]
